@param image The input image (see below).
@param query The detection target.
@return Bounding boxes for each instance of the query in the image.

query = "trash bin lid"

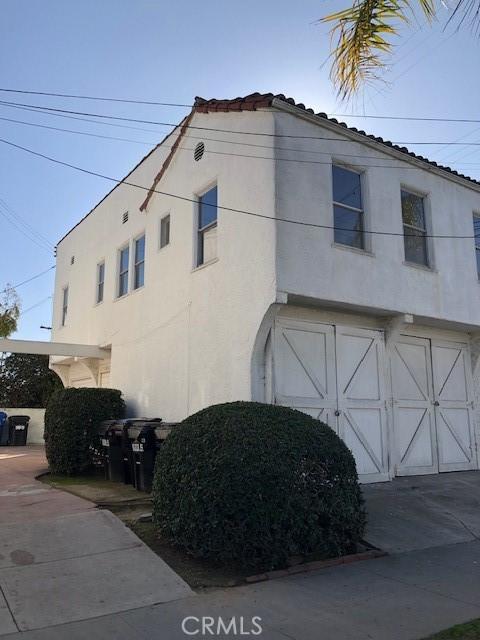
[8,415,30,425]
[154,422,178,440]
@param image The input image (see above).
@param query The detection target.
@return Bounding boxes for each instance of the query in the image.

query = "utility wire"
[3,110,480,172]
[19,295,52,316]
[1,135,478,240]
[0,197,55,250]
[0,205,54,253]
[0,87,192,108]
[4,86,480,126]
[2,98,480,145]
[6,266,55,291]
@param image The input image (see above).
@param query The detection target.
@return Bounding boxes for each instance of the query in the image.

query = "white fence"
[0,408,46,444]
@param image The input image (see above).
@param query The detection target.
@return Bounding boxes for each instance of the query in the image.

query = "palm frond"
[321,0,437,100]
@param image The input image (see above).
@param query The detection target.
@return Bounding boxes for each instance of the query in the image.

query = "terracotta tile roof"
[194,93,480,188]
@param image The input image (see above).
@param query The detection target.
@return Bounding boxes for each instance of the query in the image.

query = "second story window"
[134,235,145,289]
[160,214,170,249]
[401,190,428,266]
[197,186,217,266]
[118,245,129,297]
[332,165,364,250]
[61,286,68,326]
[473,214,480,279]
[96,262,105,304]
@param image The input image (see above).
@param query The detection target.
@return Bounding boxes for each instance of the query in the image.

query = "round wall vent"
[194,142,205,161]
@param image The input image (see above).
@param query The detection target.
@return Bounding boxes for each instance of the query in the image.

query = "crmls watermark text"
[181,616,263,636]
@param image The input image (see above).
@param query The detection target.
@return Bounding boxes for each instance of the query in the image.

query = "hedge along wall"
[0,408,46,444]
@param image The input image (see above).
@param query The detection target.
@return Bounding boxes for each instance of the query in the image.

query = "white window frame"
[160,213,171,250]
[331,164,367,252]
[61,286,68,327]
[96,261,105,304]
[401,187,432,269]
[473,212,480,280]
[133,233,145,290]
[117,244,130,298]
[196,184,218,267]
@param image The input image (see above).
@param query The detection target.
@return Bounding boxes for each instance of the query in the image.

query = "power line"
[3,109,480,172]
[6,266,55,291]
[1,135,478,240]
[3,98,480,145]
[19,295,52,317]
[0,198,55,250]
[4,86,480,126]
[0,205,54,253]
[0,87,192,108]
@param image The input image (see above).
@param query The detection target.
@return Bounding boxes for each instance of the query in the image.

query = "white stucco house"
[44,92,480,483]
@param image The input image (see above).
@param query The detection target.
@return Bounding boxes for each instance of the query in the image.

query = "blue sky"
[1,0,479,341]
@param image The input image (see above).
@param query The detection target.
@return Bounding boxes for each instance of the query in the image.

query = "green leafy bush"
[153,401,365,571]
[44,387,125,475]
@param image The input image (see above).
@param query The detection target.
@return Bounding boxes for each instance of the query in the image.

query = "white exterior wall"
[51,110,277,420]
[273,108,480,326]
[0,408,45,444]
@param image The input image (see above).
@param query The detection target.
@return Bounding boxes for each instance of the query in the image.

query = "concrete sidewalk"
[2,539,480,640]
[0,447,192,634]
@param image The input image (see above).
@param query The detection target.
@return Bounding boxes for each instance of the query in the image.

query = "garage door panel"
[396,407,436,472]
[437,408,475,470]
[336,327,389,482]
[392,342,431,402]
[337,334,381,401]
[341,408,386,477]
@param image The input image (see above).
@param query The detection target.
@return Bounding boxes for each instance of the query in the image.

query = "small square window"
[197,186,217,266]
[160,214,170,249]
[332,166,364,249]
[402,190,428,266]
[118,245,129,297]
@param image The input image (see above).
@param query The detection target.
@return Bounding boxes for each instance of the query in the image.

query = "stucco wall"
[273,108,480,327]
[51,109,278,420]
[0,408,45,444]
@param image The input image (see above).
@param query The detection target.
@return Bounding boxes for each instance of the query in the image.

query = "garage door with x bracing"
[273,320,389,482]
[392,336,477,475]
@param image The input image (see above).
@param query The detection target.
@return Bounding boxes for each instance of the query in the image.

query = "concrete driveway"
[0,446,192,635]
[363,470,480,553]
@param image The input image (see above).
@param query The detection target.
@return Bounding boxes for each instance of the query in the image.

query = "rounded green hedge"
[44,387,125,475]
[153,401,365,571]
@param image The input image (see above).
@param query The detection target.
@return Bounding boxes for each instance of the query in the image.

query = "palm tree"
[321,0,477,100]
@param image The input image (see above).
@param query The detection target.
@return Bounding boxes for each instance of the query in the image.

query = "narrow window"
[332,165,364,249]
[160,214,170,249]
[134,235,145,289]
[197,186,217,266]
[96,262,105,304]
[473,214,480,278]
[118,245,129,297]
[61,286,68,326]
[402,190,428,266]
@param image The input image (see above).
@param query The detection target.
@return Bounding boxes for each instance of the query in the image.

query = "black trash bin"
[7,415,30,446]
[93,420,116,479]
[127,419,162,492]
[105,419,132,484]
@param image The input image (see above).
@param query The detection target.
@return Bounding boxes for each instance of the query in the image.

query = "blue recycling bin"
[0,412,8,446]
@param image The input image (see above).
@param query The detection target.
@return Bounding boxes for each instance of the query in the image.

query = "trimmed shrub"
[153,401,365,571]
[44,387,125,475]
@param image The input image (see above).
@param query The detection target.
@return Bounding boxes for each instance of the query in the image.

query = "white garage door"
[392,336,477,475]
[99,371,111,388]
[70,377,93,388]
[273,320,389,482]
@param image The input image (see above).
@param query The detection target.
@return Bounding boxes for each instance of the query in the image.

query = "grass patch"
[424,619,480,639]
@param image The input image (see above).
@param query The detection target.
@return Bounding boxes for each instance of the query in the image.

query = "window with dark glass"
[197,186,217,266]
[402,190,428,266]
[118,245,129,297]
[134,235,145,290]
[96,262,105,304]
[332,165,364,249]
[160,214,170,248]
[61,286,68,326]
[473,214,480,278]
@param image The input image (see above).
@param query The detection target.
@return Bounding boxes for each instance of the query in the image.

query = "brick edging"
[245,549,387,583]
